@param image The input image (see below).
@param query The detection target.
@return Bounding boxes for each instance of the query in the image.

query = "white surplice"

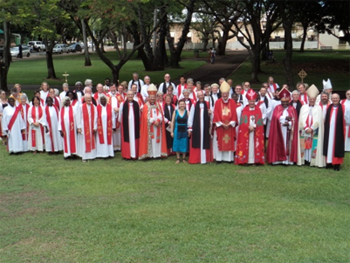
[343,100,350,151]
[28,106,45,151]
[1,105,25,153]
[44,106,63,152]
[96,105,116,158]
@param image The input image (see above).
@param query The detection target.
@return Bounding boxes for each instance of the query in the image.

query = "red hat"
[278,87,290,101]
[245,88,257,101]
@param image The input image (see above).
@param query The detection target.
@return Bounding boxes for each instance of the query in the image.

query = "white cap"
[323,78,332,90]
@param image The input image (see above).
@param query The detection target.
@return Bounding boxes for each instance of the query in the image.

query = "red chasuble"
[213,98,237,151]
[97,104,113,145]
[266,105,299,163]
[138,102,168,159]
[235,106,265,165]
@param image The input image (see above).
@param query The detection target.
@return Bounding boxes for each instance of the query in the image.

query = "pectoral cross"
[223,134,230,144]
[63,71,69,83]
[298,69,307,83]
[222,106,230,116]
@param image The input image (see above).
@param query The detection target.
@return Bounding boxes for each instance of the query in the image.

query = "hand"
[223,124,229,130]
[77,128,82,134]
[286,116,292,121]
[208,109,212,115]
[93,129,97,135]
[21,129,25,134]
[249,126,255,132]
[170,132,174,138]
[282,122,289,127]
[60,131,64,138]
[188,131,191,137]
[305,129,312,134]
[114,108,119,113]
[113,128,116,132]
[33,122,39,127]
[154,121,159,127]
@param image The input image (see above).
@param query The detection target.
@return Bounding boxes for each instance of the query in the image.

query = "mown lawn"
[229,50,350,91]
[8,51,205,87]
[0,145,349,262]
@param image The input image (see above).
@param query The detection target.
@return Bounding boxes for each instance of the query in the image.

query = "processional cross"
[298,69,307,83]
[63,71,69,83]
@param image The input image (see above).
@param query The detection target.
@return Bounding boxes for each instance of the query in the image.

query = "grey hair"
[61,96,71,105]
[182,89,190,95]
[20,94,28,100]
[62,83,69,88]
[84,79,92,86]
[291,90,300,95]
[157,91,164,96]
[54,89,59,96]
[187,78,193,84]
[98,94,108,103]
[75,81,82,86]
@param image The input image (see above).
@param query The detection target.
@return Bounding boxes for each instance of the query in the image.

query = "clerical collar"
[222,98,229,103]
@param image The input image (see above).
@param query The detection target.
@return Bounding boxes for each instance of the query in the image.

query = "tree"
[229,0,281,82]
[0,0,33,91]
[316,0,350,45]
[31,0,71,80]
[191,12,219,51]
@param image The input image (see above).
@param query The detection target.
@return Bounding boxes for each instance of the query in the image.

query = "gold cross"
[222,106,230,116]
[63,71,69,83]
[298,69,307,83]
[223,134,230,144]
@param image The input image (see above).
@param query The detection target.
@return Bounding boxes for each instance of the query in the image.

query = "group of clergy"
[1,76,349,170]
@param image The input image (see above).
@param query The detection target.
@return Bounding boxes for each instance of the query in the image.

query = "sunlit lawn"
[8,51,205,87]
[0,144,349,262]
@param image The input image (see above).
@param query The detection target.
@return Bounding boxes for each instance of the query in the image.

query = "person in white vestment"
[39,82,49,105]
[341,89,350,151]
[77,94,97,162]
[18,94,30,152]
[28,96,46,153]
[109,83,121,151]
[96,95,116,158]
[44,97,62,154]
[298,85,325,167]
[1,98,25,153]
[58,97,78,159]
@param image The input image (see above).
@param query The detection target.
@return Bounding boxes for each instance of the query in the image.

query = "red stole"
[82,103,96,152]
[31,106,44,148]
[54,97,60,109]
[8,106,21,131]
[300,93,308,104]
[60,106,76,154]
[45,105,58,152]
[213,98,237,151]
[235,106,265,164]
[18,103,30,140]
[177,84,187,97]
[97,104,113,145]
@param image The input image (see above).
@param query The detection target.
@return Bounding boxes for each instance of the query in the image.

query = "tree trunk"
[283,23,294,88]
[46,50,57,79]
[0,21,11,92]
[202,38,208,51]
[299,22,308,53]
[217,28,228,56]
[249,49,260,83]
[81,19,92,66]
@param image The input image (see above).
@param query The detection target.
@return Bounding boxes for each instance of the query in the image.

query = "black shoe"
[216,161,222,165]
[334,165,340,171]
[305,161,310,165]
[326,164,333,169]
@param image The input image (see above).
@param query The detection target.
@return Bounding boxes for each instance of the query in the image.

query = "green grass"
[0,145,349,262]
[8,51,205,87]
[229,50,350,91]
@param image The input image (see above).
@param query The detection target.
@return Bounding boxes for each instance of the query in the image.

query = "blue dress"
[173,110,188,153]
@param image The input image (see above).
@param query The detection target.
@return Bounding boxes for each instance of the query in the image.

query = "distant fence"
[126,41,319,50]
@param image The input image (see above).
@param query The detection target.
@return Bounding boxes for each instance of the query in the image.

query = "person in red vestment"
[139,84,168,160]
[93,84,110,105]
[266,87,300,165]
[188,91,213,164]
[116,84,127,106]
[213,81,237,163]
[235,89,265,165]
[323,93,346,171]
[118,90,140,160]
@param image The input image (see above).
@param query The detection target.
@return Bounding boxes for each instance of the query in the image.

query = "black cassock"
[164,103,175,150]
